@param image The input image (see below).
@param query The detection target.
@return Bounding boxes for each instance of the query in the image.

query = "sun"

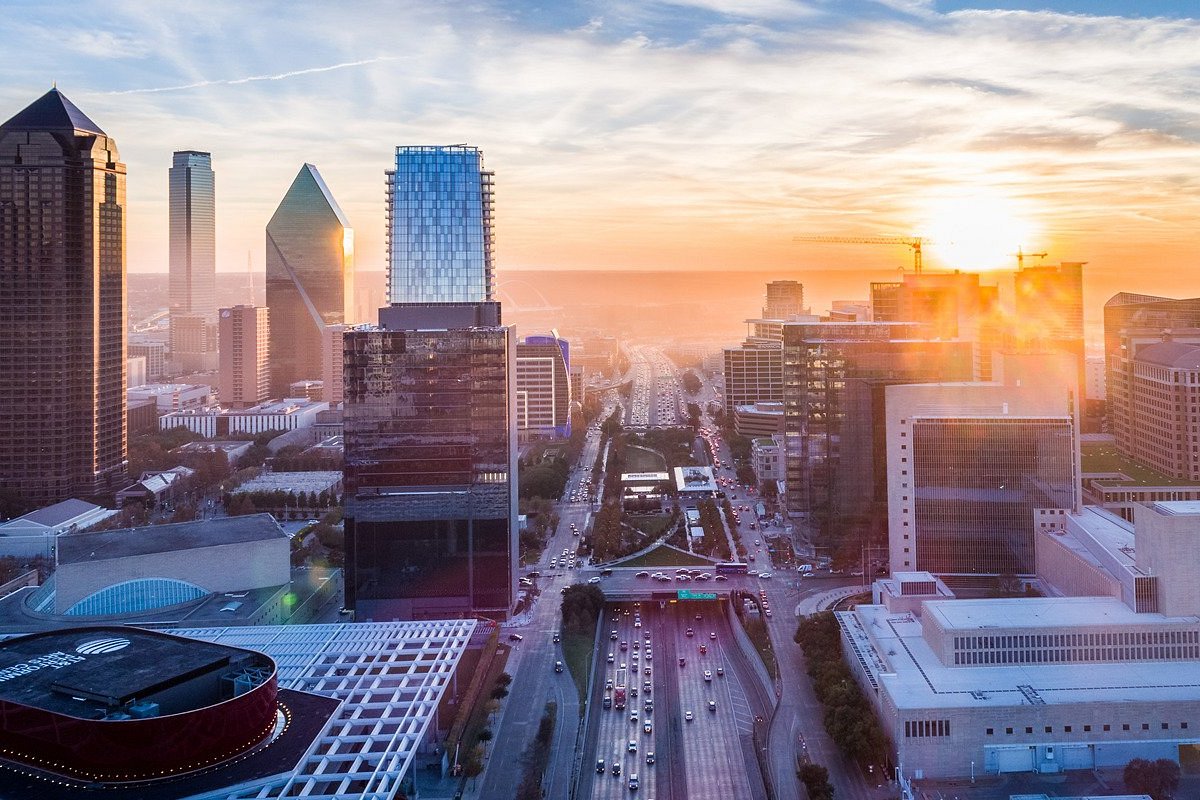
[918,190,1041,271]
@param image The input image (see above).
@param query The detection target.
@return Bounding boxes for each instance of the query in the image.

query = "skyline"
[2,1,1198,302]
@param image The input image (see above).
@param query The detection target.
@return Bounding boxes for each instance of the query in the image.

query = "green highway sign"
[677,590,718,601]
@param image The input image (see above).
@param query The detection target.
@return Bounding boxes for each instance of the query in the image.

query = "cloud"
[105,56,401,95]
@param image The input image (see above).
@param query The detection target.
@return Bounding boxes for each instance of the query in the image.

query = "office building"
[871,271,1000,379]
[127,382,210,412]
[515,333,572,440]
[734,401,784,437]
[1104,292,1200,477]
[168,150,216,321]
[839,500,1200,781]
[0,89,127,503]
[128,339,167,381]
[266,164,354,397]
[885,354,1081,579]
[782,321,974,520]
[343,303,517,621]
[386,145,494,304]
[126,356,146,388]
[218,304,270,409]
[763,279,804,319]
[169,311,217,373]
[159,397,327,439]
[723,341,783,407]
[321,323,345,405]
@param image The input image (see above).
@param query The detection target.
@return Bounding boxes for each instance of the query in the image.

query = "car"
[646,751,656,765]
[685,628,694,637]
[643,680,652,693]
[628,774,639,791]
[587,576,602,584]
[716,666,724,677]
[611,631,619,640]
[634,571,649,578]
[644,701,653,713]
[603,696,612,709]
[620,641,629,651]
[549,559,557,567]
[714,574,728,582]
[704,670,712,681]
[709,632,717,640]
[527,570,541,578]
[695,573,710,581]
[607,653,615,663]
[644,666,652,675]
[630,710,639,723]
[606,678,614,689]
[555,661,564,673]
[560,586,569,594]
[678,657,686,667]
[597,758,606,773]
[633,641,640,650]
[508,633,523,642]
[699,644,707,654]
[620,662,627,670]
[754,539,761,546]
[612,762,622,776]
[760,572,772,580]
[765,609,774,618]
[630,686,638,697]
[645,648,653,658]
[634,619,642,628]
[628,739,637,752]
[553,632,561,643]
[685,711,694,722]
[708,700,717,712]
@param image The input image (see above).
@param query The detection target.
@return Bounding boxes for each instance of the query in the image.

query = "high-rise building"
[515,333,572,440]
[0,89,127,502]
[722,341,783,407]
[386,145,494,304]
[343,303,517,621]
[266,164,354,397]
[781,321,974,520]
[321,324,346,405]
[1103,292,1200,468]
[168,151,216,321]
[885,353,1081,580]
[218,305,270,409]
[169,312,218,373]
[763,280,804,319]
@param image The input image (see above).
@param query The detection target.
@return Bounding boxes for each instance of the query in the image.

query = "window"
[1006,727,1014,735]
[1025,727,1033,734]
[986,728,994,735]
[1103,724,1111,732]
[1123,724,1131,731]
[1064,726,1072,733]
[1045,726,1052,733]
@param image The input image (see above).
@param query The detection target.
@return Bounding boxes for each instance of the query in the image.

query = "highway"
[625,345,682,428]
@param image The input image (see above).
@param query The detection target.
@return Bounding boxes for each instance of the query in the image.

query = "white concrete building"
[160,397,328,439]
[752,435,784,483]
[128,382,211,412]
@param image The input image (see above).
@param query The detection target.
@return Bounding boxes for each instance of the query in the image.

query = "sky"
[1,0,1198,301]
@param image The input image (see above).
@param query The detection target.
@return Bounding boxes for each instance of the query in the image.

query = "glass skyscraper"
[168,150,215,321]
[265,164,354,398]
[386,145,494,304]
[0,89,127,502]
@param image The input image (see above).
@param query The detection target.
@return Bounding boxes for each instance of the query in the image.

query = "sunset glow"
[920,190,1043,272]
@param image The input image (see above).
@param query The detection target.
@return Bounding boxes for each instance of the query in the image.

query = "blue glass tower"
[386,145,494,304]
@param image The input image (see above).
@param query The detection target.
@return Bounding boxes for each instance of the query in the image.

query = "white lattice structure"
[176,620,477,799]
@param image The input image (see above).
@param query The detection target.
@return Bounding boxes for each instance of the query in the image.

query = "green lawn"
[615,545,714,569]
[625,445,667,473]
[562,630,594,709]
[629,514,673,538]
[1081,442,1199,486]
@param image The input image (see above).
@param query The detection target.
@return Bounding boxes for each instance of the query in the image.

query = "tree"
[1124,758,1181,800]
[798,763,835,800]
[681,370,702,395]
[560,583,605,635]
[477,728,493,742]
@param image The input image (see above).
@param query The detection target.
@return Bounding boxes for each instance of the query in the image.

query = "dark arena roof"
[0,627,282,784]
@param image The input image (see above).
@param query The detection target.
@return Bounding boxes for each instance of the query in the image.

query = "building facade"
[0,89,127,503]
[386,145,494,305]
[168,151,216,322]
[343,304,517,621]
[764,279,804,319]
[723,341,783,407]
[218,305,270,409]
[515,333,572,440]
[266,164,354,397]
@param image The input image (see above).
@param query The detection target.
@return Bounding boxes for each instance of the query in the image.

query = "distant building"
[218,304,270,409]
[289,379,324,403]
[673,466,718,495]
[114,466,194,508]
[232,470,342,499]
[0,498,117,537]
[127,356,147,389]
[128,339,167,381]
[171,440,253,466]
[1084,355,1105,401]
[168,150,216,322]
[321,323,346,405]
[734,401,784,437]
[763,280,805,319]
[751,436,784,484]
[169,311,218,373]
[723,341,783,408]
[885,354,1081,580]
[126,397,159,435]
[159,397,327,438]
[128,383,211,412]
[266,164,354,397]
[515,333,572,440]
[0,89,127,503]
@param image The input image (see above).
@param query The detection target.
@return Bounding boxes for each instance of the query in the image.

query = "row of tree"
[794,612,890,765]
[797,763,834,800]
[223,488,339,516]
[695,498,732,559]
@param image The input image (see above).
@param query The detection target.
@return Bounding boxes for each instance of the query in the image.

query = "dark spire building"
[0,89,127,504]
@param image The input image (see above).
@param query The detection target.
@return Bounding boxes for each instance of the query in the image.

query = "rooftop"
[56,514,286,565]
[233,471,342,494]
[923,596,1179,631]
[0,88,104,134]
[843,603,1200,710]
[1081,441,1200,487]
[0,498,105,530]
[1133,340,1200,369]
[1148,500,1200,516]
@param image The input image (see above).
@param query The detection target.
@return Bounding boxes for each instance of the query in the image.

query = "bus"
[614,667,627,710]
[715,562,749,575]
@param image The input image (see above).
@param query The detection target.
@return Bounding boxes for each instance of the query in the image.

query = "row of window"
[955,629,1199,649]
[905,719,950,738]
[954,645,1200,665]
[989,721,1189,736]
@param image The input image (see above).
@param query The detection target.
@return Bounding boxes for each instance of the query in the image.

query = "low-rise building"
[128,382,211,412]
[0,499,118,559]
[159,397,328,439]
[115,466,195,508]
[674,466,718,495]
[734,401,784,437]
[751,435,783,483]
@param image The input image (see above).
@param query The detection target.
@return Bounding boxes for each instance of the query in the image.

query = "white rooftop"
[924,596,1192,631]
[234,471,342,494]
[843,603,1200,710]
[1149,500,1200,516]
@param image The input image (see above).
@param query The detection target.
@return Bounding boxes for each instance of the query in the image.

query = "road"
[577,602,765,800]
[625,345,682,429]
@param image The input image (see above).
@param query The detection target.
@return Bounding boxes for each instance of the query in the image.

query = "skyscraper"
[265,164,354,398]
[218,305,270,409]
[763,280,804,319]
[386,145,494,304]
[0,89,127,502]
[344,144,515,620]
[169,151,215,320]
[515,333,573,440]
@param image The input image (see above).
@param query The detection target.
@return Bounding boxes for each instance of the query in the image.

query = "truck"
[614,667,628,710]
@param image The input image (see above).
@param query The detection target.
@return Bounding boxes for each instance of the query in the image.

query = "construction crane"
[1010,246,1048,269]
[793,235,930,274]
